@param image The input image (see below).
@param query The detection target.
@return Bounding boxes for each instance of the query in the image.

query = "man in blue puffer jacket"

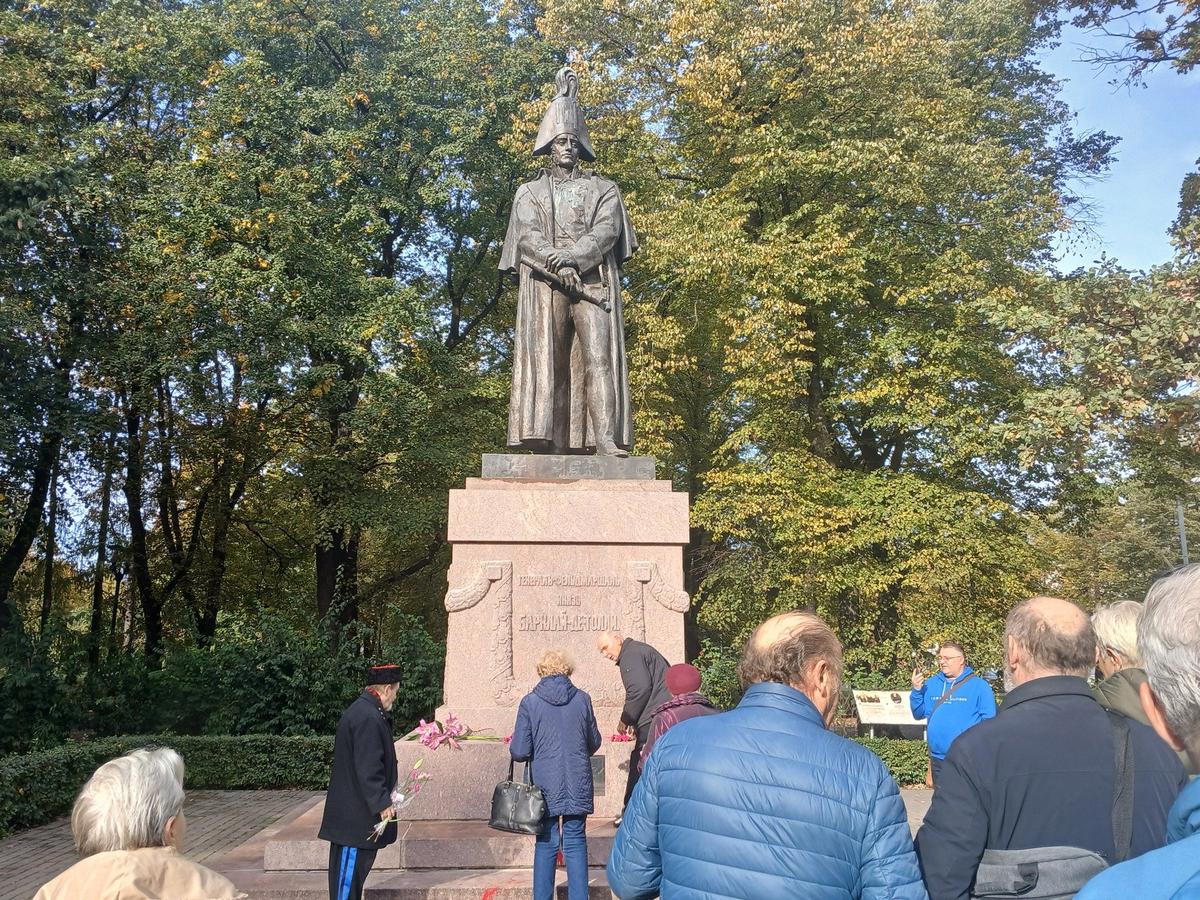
[607,611,928,900]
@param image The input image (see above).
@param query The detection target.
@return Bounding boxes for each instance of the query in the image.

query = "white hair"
[1091,600,1143,667]
[71,747,186,856]
[1140,564,1200,752]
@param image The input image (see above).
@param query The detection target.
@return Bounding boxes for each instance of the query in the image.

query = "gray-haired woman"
[34,747,244,899]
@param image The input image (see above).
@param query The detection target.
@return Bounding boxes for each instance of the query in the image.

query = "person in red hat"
[318,664,403,900]
[638,663,719,772]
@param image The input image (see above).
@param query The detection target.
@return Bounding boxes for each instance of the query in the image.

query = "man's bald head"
[1004,595,1097,687]
[597,631,624,661]
[736,611,843,693]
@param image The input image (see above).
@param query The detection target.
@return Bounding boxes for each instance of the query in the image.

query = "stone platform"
[481,453,655,480]
[262,800,618,872]
[217,795,617,899]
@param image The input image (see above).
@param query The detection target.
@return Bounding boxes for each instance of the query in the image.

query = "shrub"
[0,734,334,839]
[0,631,80,755]
[695,639,743,710]
[855,737,928,786]
[52,612,447,747]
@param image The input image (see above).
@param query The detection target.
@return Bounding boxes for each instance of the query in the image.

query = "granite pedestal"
[243,456,690,895]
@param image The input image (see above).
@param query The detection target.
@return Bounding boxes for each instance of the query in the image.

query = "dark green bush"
[0,631,80,755]
[0,612,445,755]
[855,737,928,786]
[0,734,334,839]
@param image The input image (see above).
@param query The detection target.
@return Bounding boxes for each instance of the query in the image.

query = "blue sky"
[1041,24,1200,273]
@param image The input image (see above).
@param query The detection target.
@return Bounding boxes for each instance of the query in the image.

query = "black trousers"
[328,843,377,900]
[623,726,650,807]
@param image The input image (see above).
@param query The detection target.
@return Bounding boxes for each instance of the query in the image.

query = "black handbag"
[488,759,547,835]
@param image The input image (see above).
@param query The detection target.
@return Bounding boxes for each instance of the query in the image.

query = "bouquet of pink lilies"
[369,759,430,841]
[413,713,500,749]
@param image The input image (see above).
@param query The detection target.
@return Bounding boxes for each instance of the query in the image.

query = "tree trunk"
[122,403,166,663]
[197,461,240,644]
[89,433,116,668]
[316,526,359,630]
[108,563,125,658]
[0,429,62,634]
[39,452,61,636]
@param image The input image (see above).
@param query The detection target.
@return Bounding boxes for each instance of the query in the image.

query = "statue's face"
[551,133,580,170]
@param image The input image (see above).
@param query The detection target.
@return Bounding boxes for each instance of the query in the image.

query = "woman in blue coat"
[510,650,603,900]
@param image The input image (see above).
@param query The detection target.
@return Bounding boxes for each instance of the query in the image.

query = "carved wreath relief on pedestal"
[444,560,517,705]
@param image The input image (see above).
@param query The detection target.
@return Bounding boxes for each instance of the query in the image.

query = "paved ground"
[0,790,320,900]
[0,788,934,900]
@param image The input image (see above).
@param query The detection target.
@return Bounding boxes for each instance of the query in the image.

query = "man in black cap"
[319,664,402,900]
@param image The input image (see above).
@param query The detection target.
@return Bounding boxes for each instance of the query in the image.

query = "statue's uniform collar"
[546,167,589,183]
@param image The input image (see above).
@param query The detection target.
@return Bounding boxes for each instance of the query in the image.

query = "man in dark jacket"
[638,663,718,771]
[916,596,1187,900]
[319,664,402,900]
[607,611,926,899]
[597,631,670,816]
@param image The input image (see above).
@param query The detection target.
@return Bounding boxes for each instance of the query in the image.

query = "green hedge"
[855,737,928,786]
[0,734,333,839]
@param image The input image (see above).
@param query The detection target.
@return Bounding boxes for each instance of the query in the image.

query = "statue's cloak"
[499,170,638,451]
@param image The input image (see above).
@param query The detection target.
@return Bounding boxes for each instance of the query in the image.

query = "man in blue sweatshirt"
[910,642,996,784]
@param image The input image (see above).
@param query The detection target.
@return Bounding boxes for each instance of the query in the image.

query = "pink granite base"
[263,801,618,873]
[439,475,690,737]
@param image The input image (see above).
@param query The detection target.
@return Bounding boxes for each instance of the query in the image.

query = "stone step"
[263,800,617,872]
[229,866,614,899]
[214,797,617,898]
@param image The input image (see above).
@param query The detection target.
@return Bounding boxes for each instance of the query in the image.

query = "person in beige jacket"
[34,747,244,900]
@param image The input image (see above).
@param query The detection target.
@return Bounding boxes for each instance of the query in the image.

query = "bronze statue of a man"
[499,68,638,457]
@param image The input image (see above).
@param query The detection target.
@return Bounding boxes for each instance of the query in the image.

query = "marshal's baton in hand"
[521,256,610,312]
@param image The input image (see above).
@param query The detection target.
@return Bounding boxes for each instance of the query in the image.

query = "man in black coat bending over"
[597,631,670,824]
[319,664,402,900]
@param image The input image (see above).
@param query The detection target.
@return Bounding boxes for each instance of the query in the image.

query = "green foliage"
[0,613,444,754]
[854,738,929,787]
[0,631,78,755]
[0,734,333,839]
[695,639,744,710]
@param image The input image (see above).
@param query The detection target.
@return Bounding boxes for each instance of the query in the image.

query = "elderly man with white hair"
[34,747,243,899]
[1092,600,1150,720]
[1078,563,1200,898]
[1093,597,1194,774]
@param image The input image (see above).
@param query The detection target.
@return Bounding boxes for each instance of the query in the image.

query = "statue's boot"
[596,440,629,458]
[587,370,627,457]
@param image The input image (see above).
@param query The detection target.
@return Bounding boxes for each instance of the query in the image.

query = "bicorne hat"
[532,67,596,162]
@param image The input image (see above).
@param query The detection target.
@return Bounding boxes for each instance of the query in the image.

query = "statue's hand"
[559,267,583,293]
[545,249,575,272]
